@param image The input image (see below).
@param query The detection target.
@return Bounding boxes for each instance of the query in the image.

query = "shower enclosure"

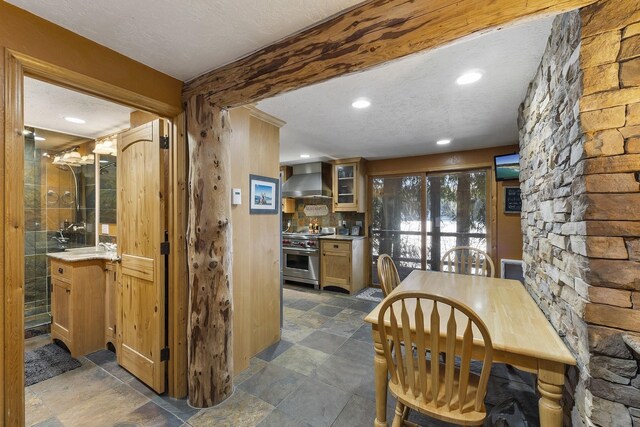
[24,128,96,331]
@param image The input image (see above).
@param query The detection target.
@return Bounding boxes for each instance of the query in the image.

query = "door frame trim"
[3,49,187,424]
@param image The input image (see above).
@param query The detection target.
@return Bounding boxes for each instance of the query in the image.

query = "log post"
[186,94,233,407]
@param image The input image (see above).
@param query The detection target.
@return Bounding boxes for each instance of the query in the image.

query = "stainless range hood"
[282,162,332,198]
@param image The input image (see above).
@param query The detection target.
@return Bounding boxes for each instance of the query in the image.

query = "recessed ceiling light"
[456,71,483,85]
[351,98,371,109]
[34,136,46,141]
[436,139,451,145]
[64,116,86,124]
[300,154,310,159]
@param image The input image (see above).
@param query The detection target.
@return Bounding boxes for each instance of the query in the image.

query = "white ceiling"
[257,16,555,164]
[7,0,363,81]
[24,77,134,140]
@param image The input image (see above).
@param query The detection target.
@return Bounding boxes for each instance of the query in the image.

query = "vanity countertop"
[47,247,120,262]
[318,235,367,241]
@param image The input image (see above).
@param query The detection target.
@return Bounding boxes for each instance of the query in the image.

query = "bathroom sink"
[47,246,120,262]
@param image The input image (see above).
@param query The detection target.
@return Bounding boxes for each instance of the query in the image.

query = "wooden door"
[117,119,168,393]
[51,278,72,343]
[321,245,351,289]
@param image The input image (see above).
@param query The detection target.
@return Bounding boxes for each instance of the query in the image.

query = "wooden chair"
[377,254,401,297]
[441,246,495,278]
[377,291,494,426]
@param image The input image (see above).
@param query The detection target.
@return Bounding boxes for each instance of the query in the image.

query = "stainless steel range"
[282,228,334,289]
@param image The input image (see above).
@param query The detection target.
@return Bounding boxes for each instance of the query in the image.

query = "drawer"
[323,241,351,253]
[50,260,73,283]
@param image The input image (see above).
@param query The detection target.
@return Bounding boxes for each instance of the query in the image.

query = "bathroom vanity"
[47,248,119,358]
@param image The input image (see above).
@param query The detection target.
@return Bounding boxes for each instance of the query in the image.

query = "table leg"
[373,329,388,427]
[537,361,565,427]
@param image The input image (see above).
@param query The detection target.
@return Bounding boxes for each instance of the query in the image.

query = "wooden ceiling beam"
[183,0,597,107]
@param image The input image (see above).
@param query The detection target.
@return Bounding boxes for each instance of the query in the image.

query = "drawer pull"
[333,244,339,249]
[58,268,64,274]
[66,289,70,294]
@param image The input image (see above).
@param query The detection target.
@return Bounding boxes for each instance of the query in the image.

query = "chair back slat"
[444,308,457,408]
[400,300,416,396]
[377,254,401,297]
[441,246,495,278]
[414,300,429,403]
[377,291,494,422]
[458,319,474,411]
[389,306,406,391]
[430,301,440,407]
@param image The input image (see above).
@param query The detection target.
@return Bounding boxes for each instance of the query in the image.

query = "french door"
[370,170,489,284]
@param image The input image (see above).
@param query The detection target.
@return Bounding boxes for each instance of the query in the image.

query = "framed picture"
[249,174,279,215]
[504,186,522,214]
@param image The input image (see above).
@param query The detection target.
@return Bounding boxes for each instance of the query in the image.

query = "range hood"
[282,162,332,198]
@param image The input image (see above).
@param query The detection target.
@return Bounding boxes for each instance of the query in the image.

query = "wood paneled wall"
[229,107,282,374]
[367,145,522,277]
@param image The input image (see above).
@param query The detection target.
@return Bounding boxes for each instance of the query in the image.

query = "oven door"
[282,248,319,283]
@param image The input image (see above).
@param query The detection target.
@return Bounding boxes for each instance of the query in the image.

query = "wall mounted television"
[494,153,520,181]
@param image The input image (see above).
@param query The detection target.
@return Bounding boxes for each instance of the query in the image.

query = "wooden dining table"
[364,270,576,427]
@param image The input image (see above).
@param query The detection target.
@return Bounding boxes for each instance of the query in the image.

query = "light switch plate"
[101,223,109,234]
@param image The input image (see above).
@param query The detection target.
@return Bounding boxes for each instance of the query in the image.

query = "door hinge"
[113,324,116,335]
[160,135,170,149]
[160,347,170,361]
[160,241,170,255]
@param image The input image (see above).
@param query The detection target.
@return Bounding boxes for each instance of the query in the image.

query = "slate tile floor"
[25,285,539,426]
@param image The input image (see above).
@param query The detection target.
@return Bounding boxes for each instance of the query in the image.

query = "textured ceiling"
[257,16,555,164]
[24,77,133,139]
[7,0,363,81]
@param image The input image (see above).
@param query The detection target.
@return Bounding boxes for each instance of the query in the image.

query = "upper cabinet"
[333,158,367,212]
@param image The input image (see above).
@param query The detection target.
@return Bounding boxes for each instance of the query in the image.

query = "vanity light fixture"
[34,136,46,141]
[64,116,86,124]
[351,98,371,109]
[436,139,452,145]
[456,71,483,85]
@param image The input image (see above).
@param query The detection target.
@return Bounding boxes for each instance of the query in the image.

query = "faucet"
[66,221,86,232]
[52,230,69,248]
[98,242,117,252]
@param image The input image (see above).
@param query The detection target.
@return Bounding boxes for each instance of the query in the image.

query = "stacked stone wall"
[519,1,640,425]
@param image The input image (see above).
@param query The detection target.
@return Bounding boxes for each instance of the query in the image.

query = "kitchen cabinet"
[104,261,118,348]
[333,158,367,212]
[50,259,105,358]
[320,238,366,294]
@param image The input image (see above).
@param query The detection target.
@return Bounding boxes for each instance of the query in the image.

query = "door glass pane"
[370,176,423,283]
[336,165,355,204]
[427,171,488,271]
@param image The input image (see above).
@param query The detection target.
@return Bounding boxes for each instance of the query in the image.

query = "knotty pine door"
[117,119,168,393]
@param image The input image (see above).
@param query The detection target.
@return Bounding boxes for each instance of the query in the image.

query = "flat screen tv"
[494,153,520,181]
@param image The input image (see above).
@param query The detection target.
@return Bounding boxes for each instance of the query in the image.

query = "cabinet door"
[51,279,72,343]
[321,250,351,290]
[334,163,358,210]
[105,263,117,345]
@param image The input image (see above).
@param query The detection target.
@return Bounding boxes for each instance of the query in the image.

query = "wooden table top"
[364,270,576,366]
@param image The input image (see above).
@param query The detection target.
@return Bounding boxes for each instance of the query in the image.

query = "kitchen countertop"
[318,235,367,241]
[47,247,120,262]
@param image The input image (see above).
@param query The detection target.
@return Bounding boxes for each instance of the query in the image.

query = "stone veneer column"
[577,1,640,425]
[520,1,640,425]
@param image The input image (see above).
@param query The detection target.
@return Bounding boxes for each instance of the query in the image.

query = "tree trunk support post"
[186,94,233,408]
